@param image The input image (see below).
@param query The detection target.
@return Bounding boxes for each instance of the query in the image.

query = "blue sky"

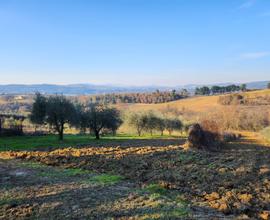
[0,0,269,86]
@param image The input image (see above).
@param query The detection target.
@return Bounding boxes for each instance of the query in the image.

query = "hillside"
[124,89,270,113]
[0,81,268,95]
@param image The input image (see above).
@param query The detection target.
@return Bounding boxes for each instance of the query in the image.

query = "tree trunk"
[95,130,100,139]
[59,131,64,141]
[161,130,164,136]
[59,124,64,141]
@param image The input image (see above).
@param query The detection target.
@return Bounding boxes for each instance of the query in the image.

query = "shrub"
[186,123,223,150]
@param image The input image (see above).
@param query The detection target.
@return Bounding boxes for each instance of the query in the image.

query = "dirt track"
[0,134,270,219]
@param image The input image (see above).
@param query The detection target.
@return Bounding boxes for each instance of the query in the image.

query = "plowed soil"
[0,133,270,219]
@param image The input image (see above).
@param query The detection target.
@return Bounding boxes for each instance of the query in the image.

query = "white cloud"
[239,0,256,9]
[240,52,270,59]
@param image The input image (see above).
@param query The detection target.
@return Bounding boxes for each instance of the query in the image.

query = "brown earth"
[0,133,270,219]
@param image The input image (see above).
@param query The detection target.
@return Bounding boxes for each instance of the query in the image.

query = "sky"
[0,0,269,86]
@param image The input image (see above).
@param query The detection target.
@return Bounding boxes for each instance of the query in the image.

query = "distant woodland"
[80,90,189,104]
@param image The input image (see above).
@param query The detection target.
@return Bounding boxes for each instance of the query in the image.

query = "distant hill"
[0,81,268,95]
[0,84,170,95]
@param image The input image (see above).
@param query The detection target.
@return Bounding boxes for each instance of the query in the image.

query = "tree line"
[30,93,184,140]
[128,111,183,136]
[84,89,189,104]
[195,84,247,96]
[30,93,123,140]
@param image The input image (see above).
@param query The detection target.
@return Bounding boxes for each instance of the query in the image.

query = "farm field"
[1,1,270,219]
[0,132,270,219]
[0,89,270,219]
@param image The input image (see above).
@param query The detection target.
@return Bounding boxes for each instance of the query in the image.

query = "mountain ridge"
[0,80,268,95]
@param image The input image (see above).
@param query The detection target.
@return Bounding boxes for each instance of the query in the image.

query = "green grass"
[178,152,198,164]
[38,168,92,178]
[142,183,189,218]
[0,133,176,151]
[38,167,91,178]
[144,184,168,196]
[84,174,124,186]
[21,161,47,169]
[20,161,92,178]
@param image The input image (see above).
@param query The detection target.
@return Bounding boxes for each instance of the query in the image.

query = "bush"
[186,122,239,150]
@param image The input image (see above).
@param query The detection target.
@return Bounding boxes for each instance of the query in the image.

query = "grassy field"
[122,89,270,113]
[0,134,180,151]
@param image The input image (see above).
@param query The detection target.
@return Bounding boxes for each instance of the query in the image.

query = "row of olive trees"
[128,111,183,136]
[30,93,122,140]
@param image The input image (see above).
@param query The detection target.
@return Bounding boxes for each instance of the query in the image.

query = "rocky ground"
[0,133,269,219]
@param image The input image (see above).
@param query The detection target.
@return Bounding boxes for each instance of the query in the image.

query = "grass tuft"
[144,183,168,196]
[85,174,124,185]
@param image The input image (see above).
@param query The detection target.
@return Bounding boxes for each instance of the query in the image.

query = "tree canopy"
[30,93,76,140]
[195,84,246,95]
[75,104,122,139]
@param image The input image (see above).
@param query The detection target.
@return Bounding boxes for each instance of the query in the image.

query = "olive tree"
[128,112,148,136]
[30,94,76,140]
[30,92,47,125]
[165,118,183,135]
[155,117,166,136]
[76,104,122,139]
[145,111,159,136]
[46,95,76,140]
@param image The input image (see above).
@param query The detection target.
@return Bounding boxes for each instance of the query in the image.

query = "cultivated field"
[0,90,270,219]
[0,133,270,219]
